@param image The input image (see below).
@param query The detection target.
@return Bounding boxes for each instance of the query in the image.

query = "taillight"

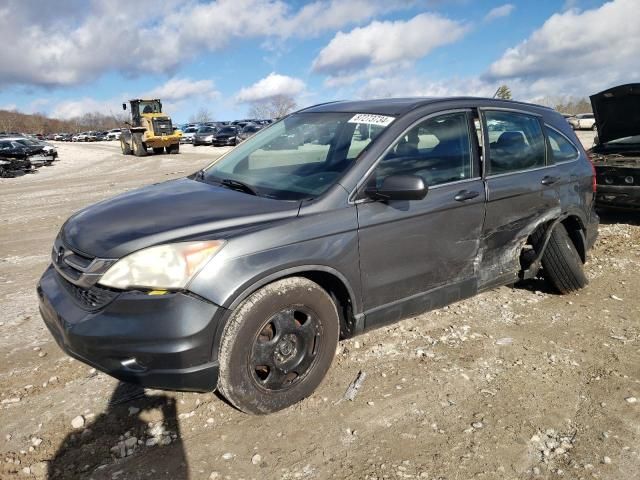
[587,152,597,192]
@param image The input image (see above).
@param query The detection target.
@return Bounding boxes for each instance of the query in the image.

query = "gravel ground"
[1,134,639,480]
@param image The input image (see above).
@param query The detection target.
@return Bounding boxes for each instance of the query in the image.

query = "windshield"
[218,127,237,134]
[197,126,215,133]
[201,112,392,200]
[139,101,161,114]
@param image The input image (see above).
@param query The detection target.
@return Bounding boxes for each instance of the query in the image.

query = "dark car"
[0,139,45,163]
[237,123,263,142]
[589,83,640,209]
[212,125,238,146]
[0,140,35,175]
[38,97,598,414]
[192,126,217,146]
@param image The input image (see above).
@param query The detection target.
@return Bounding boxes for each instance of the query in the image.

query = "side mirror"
[122,103,127,111]
[366,174,428,201]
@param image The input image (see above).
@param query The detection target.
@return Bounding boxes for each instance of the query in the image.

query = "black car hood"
[62,178,300,258]
[590,83,640,144]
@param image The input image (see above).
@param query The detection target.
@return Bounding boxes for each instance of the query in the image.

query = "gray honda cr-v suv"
[38,97,599,414]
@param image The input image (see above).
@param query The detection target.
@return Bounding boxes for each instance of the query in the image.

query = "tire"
[538,223,588,294]
[152,147,164,155]
[120,137,132,155]
[132,134,147,157]
[167,143,180,154]
[218,277,339,415]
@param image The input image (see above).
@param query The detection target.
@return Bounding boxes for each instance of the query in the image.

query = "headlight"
[98,240,225,290]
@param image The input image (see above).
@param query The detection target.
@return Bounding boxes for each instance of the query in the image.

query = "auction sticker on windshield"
[347,114,395,127]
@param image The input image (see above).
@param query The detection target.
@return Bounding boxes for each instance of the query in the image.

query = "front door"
[356,110,486,329]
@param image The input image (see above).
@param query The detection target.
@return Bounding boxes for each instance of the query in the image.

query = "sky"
[0,0,638,123]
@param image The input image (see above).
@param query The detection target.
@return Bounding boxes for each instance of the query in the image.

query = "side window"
[485,111,545,175]
[372,112,473,188]
[546,126,579,163]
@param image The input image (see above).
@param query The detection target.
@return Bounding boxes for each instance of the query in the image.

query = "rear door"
[356,110,486,328]
[479,109,560,289]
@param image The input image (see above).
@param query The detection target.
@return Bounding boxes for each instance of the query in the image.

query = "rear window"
[545,127,579,163]
[485,111,545,175]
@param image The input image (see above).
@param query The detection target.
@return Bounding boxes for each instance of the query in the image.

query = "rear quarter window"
[545,126,579,163]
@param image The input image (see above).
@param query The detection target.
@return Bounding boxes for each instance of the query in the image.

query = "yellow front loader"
[120,99,182,156]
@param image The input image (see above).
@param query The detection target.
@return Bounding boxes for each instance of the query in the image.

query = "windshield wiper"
[220,178,258,196]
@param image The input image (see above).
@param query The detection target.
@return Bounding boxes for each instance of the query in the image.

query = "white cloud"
[485,0,640,97]
[311,13,469,85]
[484,4,515,22]
[235,73,305,103]
[50,97,117,119]
[357,74,496,100]
[146,78,219,102]
[0,0,408,89]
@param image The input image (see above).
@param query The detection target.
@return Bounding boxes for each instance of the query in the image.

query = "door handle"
[541,175,559,186]
[454,190,480,201]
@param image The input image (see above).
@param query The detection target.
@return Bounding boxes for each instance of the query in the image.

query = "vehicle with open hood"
[589,83,640,209]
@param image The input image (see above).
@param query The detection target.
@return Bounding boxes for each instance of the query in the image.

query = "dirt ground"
[0,133,638,480]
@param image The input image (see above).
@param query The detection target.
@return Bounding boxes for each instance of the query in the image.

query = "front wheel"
[167,143,180,154]
[218,277,339,415]
[120,137,131,155]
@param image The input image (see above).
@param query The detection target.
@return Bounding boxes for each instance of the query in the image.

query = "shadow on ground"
[597,209,640,226]
[47,382,189,480]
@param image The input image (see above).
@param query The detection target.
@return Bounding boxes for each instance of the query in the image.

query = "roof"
[300,97,555,116]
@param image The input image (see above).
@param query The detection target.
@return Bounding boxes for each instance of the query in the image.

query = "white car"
[106,129,121,141]
[568,113,596,130]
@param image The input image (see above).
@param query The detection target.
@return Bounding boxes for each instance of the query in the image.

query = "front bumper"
[37,265,223,392]
[212,138,236,146]
[144,135,181,147]
[595,184,640,209]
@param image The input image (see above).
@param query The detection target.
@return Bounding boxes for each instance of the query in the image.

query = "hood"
[62,178,300,258]
[590,83,640,144]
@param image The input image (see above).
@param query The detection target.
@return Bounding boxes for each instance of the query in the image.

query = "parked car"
[72,131,97,142]
[237,123,263,142]
[10,137,57,163]
[106,129,122,141]
[567,113,596,130]
[212,125,238,146]
[588,83,640,209]
[180,126,199,144]
[0,140,40,171]
[38,97,598,415]
[192,125,218,146]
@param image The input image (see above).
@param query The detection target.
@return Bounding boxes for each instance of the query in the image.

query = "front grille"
[152,118,173,136]
[57,271,119,311]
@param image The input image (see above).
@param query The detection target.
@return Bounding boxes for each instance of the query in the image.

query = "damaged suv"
[38,98,598,414]
[590,83,640,209]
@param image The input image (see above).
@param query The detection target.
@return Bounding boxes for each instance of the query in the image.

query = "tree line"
[0,109,126,135]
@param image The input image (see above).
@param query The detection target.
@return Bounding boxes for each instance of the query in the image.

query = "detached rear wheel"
[218,277,339,414]
[539,223,588,294]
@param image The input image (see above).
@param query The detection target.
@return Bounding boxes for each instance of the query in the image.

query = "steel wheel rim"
[249,306,322,391]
